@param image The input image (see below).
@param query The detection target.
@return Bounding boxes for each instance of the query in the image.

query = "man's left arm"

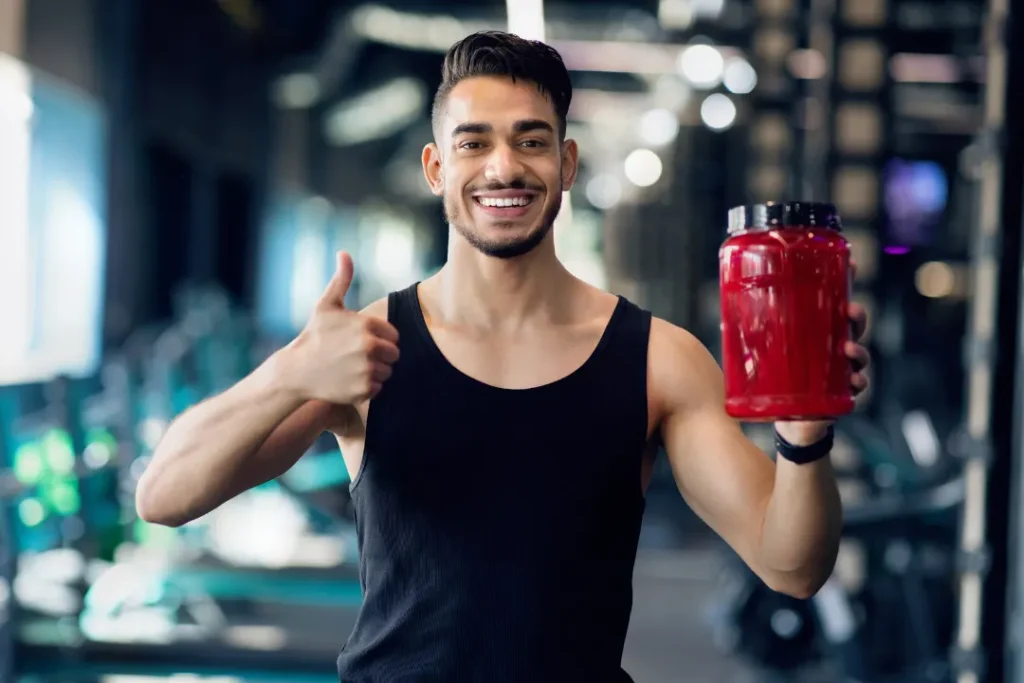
[652,315,869,599]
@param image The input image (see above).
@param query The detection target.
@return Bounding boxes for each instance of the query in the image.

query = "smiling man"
[136,31,871,683]
[425,34,573,263]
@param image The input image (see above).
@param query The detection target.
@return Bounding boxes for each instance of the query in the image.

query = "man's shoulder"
[647,316,724,411]
[648,316,706,361]
[359,296,390,319]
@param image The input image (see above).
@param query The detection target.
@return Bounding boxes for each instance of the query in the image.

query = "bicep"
[653,320,775,567]
[662,406,775,564]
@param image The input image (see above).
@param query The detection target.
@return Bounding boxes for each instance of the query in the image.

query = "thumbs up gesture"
[284,252,400,404]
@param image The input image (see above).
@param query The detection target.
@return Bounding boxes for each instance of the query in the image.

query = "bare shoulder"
[359,296,390,320]
[576,281,621,317]
[648,317,726,413]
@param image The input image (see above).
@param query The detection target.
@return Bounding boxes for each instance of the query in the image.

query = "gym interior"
[0,0,1021,681]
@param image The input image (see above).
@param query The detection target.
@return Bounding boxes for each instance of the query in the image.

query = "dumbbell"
[706,558,822,673]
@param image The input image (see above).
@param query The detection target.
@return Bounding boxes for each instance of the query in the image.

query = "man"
[137,31,870,682]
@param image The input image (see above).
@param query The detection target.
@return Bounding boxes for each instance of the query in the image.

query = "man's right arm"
[134,351,345,527]
[134,260,393,528]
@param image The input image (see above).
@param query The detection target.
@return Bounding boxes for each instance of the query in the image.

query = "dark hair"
[432,31,573,140]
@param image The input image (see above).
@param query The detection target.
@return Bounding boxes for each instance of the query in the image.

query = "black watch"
[774,425,834,465]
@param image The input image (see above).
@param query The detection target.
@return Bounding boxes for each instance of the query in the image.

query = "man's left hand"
[775,261,872,447]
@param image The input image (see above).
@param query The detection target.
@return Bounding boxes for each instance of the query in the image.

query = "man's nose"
[484,144,525,184]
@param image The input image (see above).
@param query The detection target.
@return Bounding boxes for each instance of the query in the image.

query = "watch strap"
[774,425,834,465]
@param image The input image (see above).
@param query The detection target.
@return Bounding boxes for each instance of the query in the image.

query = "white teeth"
[478,196,532,208]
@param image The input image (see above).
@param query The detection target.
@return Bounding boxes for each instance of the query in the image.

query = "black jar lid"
[727,201,842,235]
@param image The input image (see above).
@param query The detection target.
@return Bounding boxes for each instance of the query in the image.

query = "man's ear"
[560,138,580,191]
[422,143,444,197]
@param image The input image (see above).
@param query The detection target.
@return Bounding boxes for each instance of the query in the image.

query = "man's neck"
[430,233,577,330]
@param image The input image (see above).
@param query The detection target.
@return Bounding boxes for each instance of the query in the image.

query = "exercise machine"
[706,414,963,682]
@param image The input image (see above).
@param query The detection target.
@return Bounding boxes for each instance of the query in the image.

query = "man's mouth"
[476,196,534,208]
[472,191,539,218]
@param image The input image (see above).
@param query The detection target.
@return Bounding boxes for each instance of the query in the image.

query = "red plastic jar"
[719,202,854,422]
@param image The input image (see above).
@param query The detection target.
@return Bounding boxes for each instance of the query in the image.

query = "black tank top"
[336,284,653,683]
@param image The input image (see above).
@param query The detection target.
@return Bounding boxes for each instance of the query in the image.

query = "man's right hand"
[282,251,400,405]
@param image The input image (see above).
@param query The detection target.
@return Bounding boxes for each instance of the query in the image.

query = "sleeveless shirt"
[336,284,653,682]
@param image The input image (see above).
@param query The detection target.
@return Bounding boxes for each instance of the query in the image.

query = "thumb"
[318,251,354,309]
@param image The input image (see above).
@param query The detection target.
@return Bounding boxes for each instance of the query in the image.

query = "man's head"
[422,31,578,259]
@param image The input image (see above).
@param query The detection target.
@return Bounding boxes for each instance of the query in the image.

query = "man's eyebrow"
[452,122,492,136]
[450,120,556,137]
[513,119,555,134]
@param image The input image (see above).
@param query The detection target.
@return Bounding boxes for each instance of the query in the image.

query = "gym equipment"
[1,281,369,683]
[11,480,362,680]
[171,283,256,397]
[830,413,957,496]
[706,414,962,682]
[708,476,961,682]
[817,477,962,682]
[2,380,101,553]
[0,377,121,683]
[706,566,822,673]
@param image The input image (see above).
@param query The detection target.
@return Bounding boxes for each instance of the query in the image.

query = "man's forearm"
[136,351,309,526]
[758,455,843,597]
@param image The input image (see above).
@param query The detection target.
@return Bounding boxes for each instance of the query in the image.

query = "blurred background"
[0,0,1021,681]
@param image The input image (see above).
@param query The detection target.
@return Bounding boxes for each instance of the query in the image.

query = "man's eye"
[460,141,483,150]
[520,140,544,148]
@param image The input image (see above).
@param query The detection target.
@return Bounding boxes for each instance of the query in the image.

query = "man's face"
[423,76,578,259]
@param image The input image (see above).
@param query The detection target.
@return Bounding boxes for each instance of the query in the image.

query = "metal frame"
[993,4,1024,682]
[795,0,834,200]
[743,0,800,204]
[954,0,1020,681]
[825,0,893,422]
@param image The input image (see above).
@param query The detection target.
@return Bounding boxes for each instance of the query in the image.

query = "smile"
[472,193,538,218]
[476,196,534,208]
[473,194,537,207]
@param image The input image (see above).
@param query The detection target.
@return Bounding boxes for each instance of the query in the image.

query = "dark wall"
[134,0,272,320]
[24,0,98,96]
[24,0,274,343]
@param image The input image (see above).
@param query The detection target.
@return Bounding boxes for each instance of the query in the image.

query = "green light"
[13,442,44,485]
[44,480,81,516]
[87,428,117,447]
[133,518,178,548]
[85,428,117,469]
[42,429,75,476]
[18,498,46,527]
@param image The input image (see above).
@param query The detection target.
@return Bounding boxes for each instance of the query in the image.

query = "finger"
[850,372,869,395]
[317,251,354,310]
[371,362,393,384]
[367,338,401,365]
[367,381,384,400]
[844,341,871,371]
[365,316,400,345]
[848,302,868,341]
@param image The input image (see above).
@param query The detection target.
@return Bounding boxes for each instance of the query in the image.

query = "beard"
[444,186,563,260]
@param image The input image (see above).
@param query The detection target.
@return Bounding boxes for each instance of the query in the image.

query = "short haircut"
[431,31,573,140]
